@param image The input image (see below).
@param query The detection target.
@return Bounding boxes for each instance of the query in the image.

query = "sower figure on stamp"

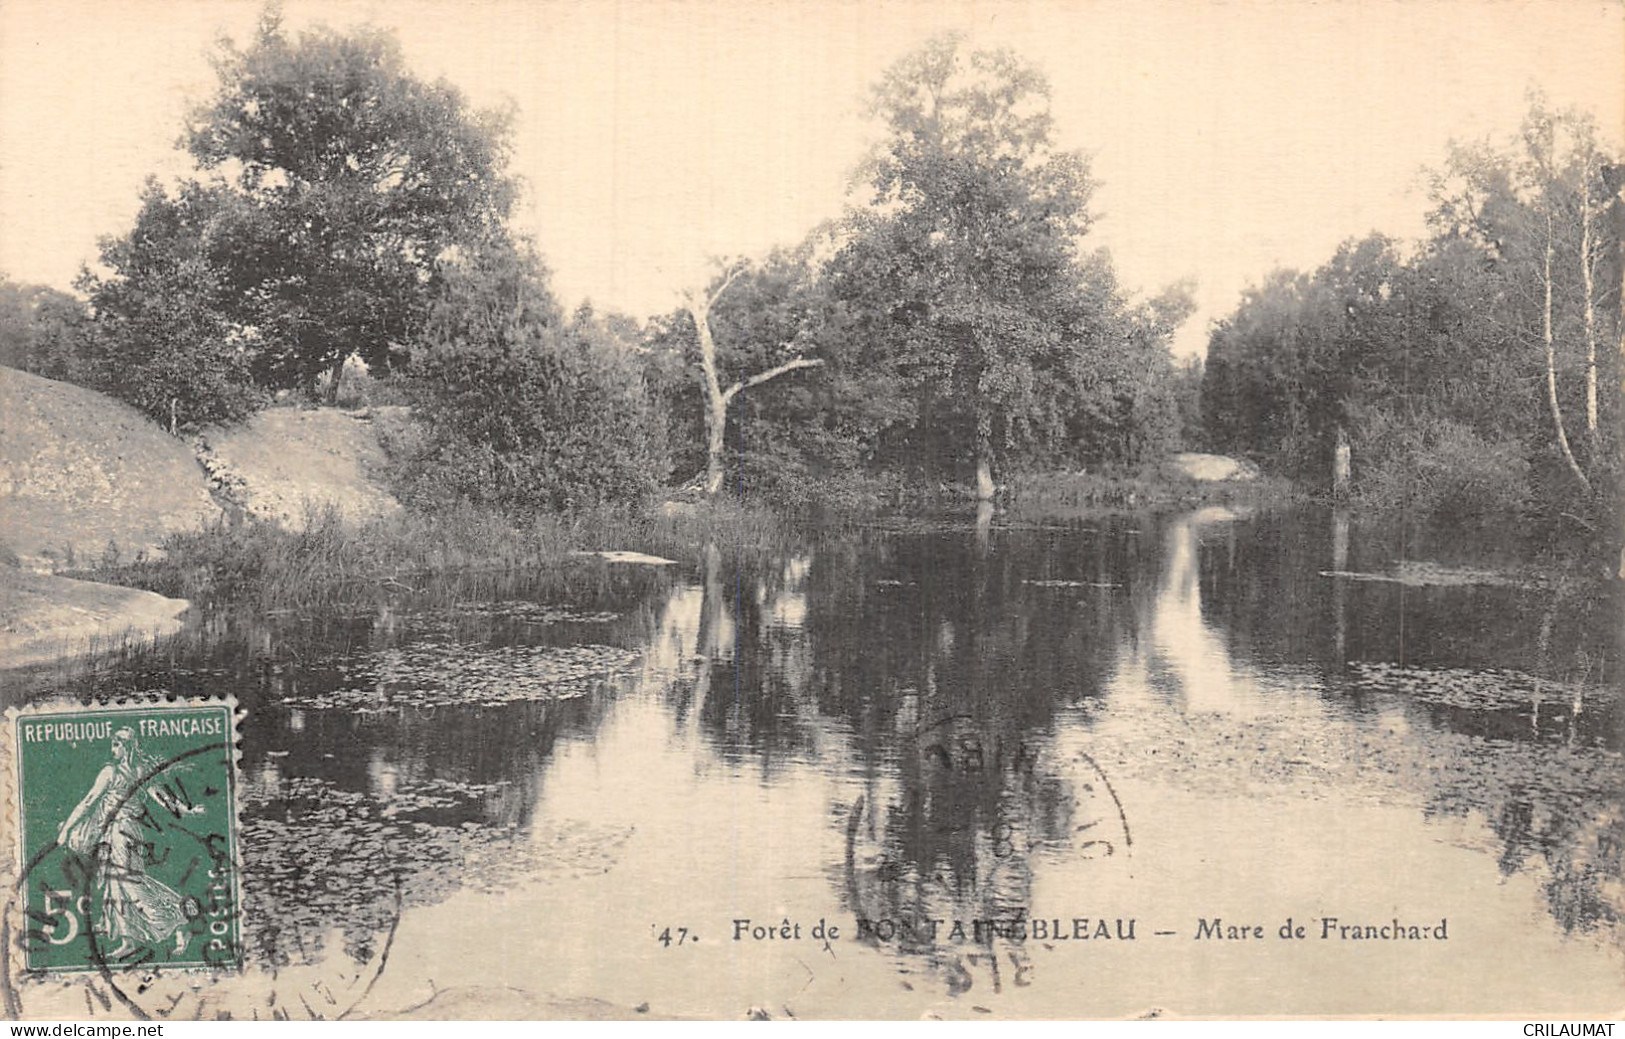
[56,727,203,960]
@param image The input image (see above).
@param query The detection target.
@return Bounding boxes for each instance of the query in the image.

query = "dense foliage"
[0,278,90,385]
[21,10,667,515]
[73,181,266,429]
[1203,98,1621,526]
[26,18,1610,532]
[644,241,904,505]
[180,10,516,392]
[646,36,1192,500]
[396,245,665,513]
[69,8,518,428]
[828,37,1187,485]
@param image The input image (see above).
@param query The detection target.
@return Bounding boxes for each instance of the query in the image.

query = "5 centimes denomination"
[10,699,241,974]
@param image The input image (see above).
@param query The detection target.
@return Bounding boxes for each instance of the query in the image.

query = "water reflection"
[1132,506,1313,716]
[6,508,1622,1016]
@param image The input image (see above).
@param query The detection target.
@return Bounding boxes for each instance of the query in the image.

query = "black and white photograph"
[0,0,1620,1022]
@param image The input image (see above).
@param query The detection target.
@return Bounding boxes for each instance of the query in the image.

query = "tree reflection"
[663,518,1153,989]
[1180,508,1624,949]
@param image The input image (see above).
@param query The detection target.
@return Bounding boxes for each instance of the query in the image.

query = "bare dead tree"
[682,263,825,497]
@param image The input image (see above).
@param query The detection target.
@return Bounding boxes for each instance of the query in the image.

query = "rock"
[1168,453,1261,482]
[573,550,679,565]
[0,568,190,669]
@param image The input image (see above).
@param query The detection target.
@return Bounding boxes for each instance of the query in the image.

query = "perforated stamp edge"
[0,695,245,995]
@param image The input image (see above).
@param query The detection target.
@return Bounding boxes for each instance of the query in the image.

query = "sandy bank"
[0,367,220,569]
[0,567,190,670]
[198,406,405,530]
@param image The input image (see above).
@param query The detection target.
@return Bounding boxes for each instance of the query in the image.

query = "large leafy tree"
[86,6,519,408]
[830,35,1164,491]
[185,8,518,393]
[1203,236,1412,481]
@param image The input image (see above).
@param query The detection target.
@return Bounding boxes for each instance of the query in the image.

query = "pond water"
[7,506,1622,1019]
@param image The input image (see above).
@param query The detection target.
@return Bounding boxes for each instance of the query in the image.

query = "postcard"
[0,0,1620,1021]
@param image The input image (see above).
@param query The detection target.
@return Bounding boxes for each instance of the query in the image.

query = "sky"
[1,0,1620,357]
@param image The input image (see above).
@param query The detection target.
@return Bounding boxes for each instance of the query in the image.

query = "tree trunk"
[1580,191,1599,447]
[327,355,346,405]
[1542,213,1591,494]
[686,294,730,497]
[704,397,727,497]
[1332,425,1352,498]
[974,422,994,501]
[686,276,825,498]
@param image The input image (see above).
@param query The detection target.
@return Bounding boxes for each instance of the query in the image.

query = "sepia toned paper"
[1,0,1622,1022]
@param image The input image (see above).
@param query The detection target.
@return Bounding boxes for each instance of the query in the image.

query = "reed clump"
[72,497,809,610]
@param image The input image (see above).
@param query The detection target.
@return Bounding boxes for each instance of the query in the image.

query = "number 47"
[656,926,689,947]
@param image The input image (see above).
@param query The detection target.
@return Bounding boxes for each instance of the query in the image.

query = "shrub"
[0,280,91,384]
[401,339,665,513]
[1351,407,1531,518]
[395,250,666,514]
[77,184,267,432]
[82,320,264,433]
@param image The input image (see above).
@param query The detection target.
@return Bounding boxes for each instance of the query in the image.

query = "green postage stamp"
[9,699,241,974]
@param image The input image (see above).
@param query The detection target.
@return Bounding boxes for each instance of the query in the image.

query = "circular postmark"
[4,701,402,1022]
[839,713,1134,997]
[6,705,240,1015]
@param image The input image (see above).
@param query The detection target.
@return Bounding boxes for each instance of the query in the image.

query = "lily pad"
[282,640,639,711]
[431,601,620,624]
[240,775,635,966]
[1347,661,1599,712]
